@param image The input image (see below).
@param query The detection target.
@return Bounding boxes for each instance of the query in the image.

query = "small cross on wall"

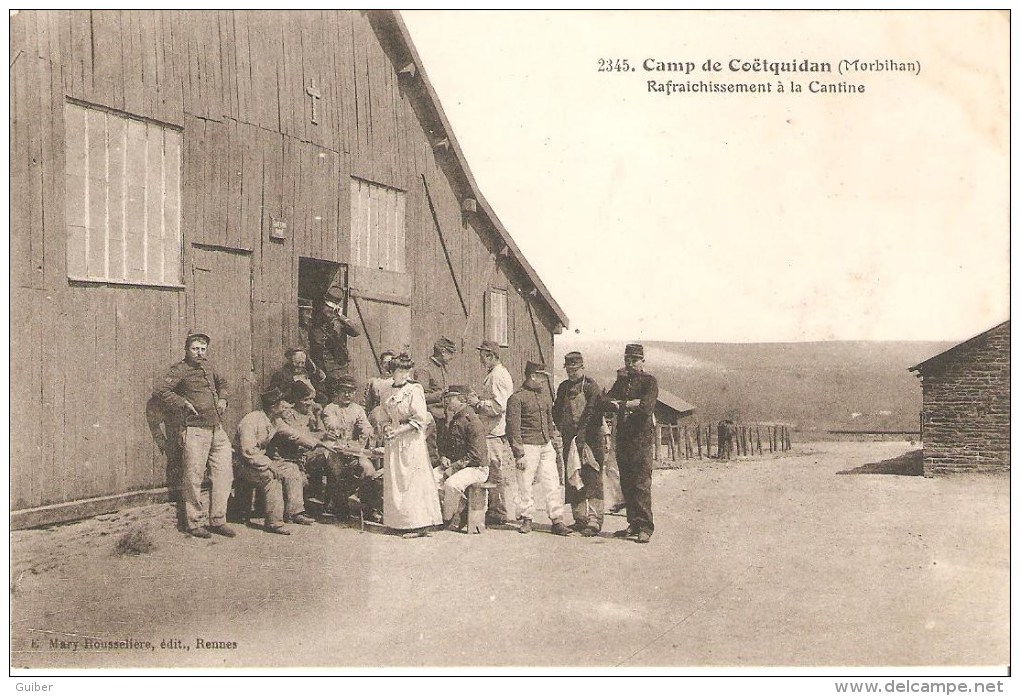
[306,78,322,125]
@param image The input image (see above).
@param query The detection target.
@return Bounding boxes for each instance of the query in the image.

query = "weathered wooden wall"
[10,10,560,525]
[919,322,1010,474]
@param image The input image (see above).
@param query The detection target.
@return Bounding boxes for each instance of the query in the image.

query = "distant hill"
[552,338,954,434]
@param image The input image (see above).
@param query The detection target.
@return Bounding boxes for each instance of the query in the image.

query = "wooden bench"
[466,482,498,534]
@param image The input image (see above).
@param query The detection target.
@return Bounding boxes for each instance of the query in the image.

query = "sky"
[400,10,1010,344]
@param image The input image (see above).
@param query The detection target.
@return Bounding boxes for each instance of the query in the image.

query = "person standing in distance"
[603,344,658,544]
[154,331,236,539]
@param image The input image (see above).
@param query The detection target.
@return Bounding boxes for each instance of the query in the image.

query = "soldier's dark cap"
[324,375,358,395]
[434,337,458,354]
[525,360,549,376]
[284,346,307,358]
[563,351,584,367]
[260,387,288,408]
[624,344,645,358]
[323,287,345,305]
[476,339,501,354]
[443,384,473,398]
[288,380,316,401]
[185,330,211,346]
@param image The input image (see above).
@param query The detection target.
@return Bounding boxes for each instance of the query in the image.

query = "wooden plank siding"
[10,9,564,528]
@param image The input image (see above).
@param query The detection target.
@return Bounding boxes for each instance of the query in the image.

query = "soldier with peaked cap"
[413,336,458,466]
[154,330,236,539]
[603,343,659,544]
[269,346,325,400]
[506,360,572,536]
[308,287,362,381]
[553,351,608,536]
[322,374,381,521]
[466,339,517,525]
[438,385,490,531]
[235,387,330,535]
[363,349,397,418]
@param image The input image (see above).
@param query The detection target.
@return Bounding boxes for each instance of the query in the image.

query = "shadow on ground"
[837,449,923,476]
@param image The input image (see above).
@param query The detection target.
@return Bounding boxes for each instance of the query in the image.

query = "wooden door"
[191,246,254,437]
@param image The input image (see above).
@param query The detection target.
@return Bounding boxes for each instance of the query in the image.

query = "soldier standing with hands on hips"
[155,331,236,539]
[604,344,658,544]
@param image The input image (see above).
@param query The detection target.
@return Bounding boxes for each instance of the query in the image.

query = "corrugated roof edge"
[380,10,570,332]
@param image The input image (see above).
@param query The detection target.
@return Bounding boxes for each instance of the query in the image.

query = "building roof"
[377,11,569,332]
[908,320,1010,375]
[656,388,696,416]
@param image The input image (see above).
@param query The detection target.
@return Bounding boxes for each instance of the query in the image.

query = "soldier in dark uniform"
[438,385,490,531]
[717,419,736,459]
[553,351,607,536]
[604,344,658,544]
[412,336,457,467]
[308,287,361,382]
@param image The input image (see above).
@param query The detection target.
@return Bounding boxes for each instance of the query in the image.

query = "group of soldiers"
[155,292,660,543]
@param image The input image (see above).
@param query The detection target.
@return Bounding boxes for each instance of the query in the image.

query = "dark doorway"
[297,258,348,347]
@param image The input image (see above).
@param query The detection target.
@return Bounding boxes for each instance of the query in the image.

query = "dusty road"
[10,441,1009,669]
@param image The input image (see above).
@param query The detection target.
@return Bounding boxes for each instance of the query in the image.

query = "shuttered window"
[64,102,182,286]
[350,177,406,272]
[486,288,509,347]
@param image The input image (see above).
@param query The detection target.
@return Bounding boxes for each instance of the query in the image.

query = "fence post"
[756,425,763,455]
[696,425,702,459]
[706,425,712,458]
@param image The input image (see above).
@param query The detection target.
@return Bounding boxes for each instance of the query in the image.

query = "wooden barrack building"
[10,10,568,528]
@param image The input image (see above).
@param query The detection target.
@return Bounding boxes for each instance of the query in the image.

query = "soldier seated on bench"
[234,387,338,535]
[276,380,329,506]
[440,385,490,532]
[321,375,383,523]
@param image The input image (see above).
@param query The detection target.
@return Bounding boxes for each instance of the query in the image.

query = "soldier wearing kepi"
[604,344,659,544]
[439,385,489,532]
[507,360,572,536]
[308,287,362,382]
[553,351,607,537]
[413,337,458,467]
[467,339,516,525]
[154,331,236,539]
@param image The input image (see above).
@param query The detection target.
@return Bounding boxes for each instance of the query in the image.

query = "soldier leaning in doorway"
[154,331,237,540]
[553,351,607,537]
[308,287,362,382]
[604,343,658,545]
[412,337,458,466]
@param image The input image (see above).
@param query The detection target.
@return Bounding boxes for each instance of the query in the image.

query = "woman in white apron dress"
[380,353,443,537]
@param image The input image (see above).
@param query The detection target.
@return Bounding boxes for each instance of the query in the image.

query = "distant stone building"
[908,320,1010,474]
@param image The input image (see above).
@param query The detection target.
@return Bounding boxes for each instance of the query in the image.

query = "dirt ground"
[9,441,1009,669]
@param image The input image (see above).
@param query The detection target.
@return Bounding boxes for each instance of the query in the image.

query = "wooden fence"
[652,423,792,462]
